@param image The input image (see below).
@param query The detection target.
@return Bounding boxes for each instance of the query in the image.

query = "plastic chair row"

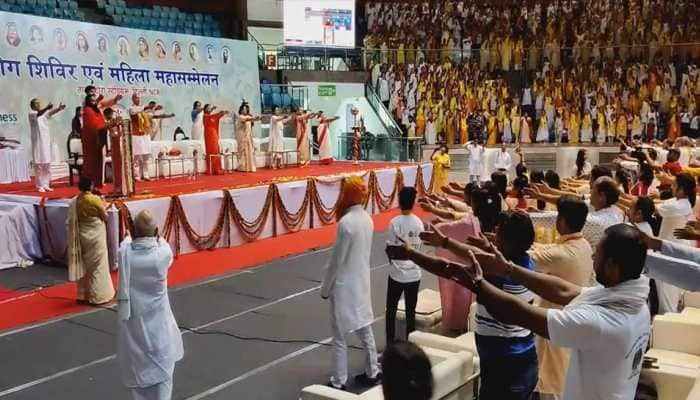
[0,2,83,19]
[262,93,293,109]
[261,84,284,95]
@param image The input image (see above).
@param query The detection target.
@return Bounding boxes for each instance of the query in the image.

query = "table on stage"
[0,148,30,184]
[0,201,42,269]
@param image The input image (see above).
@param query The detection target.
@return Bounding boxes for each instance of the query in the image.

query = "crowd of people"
[62,128,700,399]
[404,130,700,398]
[364,0,700,146]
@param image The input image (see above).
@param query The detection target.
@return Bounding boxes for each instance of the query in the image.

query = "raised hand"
[674,225,700,241]
[419,224,447,247]
[47,102,54,109]
[385,240,411,261]
[466,232,492,251]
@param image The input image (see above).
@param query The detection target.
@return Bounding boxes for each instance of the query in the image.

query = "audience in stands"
[363,0,700,146]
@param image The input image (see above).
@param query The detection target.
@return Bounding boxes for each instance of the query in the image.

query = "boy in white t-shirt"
[385,186,424,344]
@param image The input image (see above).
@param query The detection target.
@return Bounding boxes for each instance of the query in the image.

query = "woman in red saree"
[203,104,229,175]
[81,95,108,187]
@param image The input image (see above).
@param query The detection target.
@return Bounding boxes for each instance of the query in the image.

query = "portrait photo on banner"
[0,10,261,163]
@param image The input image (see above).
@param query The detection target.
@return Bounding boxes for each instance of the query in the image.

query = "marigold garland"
[134,165,434,257]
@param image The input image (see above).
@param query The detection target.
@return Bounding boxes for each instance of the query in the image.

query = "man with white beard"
[117,210,183,400]
[321,176,381,391]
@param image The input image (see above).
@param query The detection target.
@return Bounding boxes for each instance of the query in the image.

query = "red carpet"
[0,208,428,332]
[0,161,407,200]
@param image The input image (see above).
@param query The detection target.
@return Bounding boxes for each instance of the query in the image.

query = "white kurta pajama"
[117,237,183,400]
[321,205,380,387]
[29,110,54,190]
[269,115,290,166]
[129,105,153,180]
[655,198,694,314]
[191,110,204,141]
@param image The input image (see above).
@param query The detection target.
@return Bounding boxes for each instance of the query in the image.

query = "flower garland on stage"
[116,165,434,256]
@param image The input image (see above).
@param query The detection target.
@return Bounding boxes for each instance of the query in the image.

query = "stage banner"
[0,11,261,160]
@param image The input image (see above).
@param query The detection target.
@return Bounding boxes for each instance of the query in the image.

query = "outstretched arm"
[385,244,555,338]
[48,103,66,117]
[419,229,582,306]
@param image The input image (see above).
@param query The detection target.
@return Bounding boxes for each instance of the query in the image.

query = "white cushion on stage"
[299,347,478,400]
[643,315,700,400]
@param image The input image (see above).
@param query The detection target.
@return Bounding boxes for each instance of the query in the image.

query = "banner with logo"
[0,11,261,161]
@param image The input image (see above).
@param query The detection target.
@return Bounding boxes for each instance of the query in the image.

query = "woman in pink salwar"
[434,184,502,332]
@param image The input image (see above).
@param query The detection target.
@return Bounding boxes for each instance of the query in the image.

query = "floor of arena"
[0,229,438,400]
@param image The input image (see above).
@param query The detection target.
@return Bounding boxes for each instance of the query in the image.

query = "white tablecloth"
[0,201,42,269]
[0,148,30,184]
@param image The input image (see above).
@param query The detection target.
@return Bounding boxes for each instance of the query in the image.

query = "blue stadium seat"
[271,85,281,94]
[112,14,123,24]
[263,93,273,109]
[177,12,186,21]
[158,19,167,28]
[261,84,272,95]
[116,0,125,7]
[0,3,10,11]
[271,93,282,108]
[152,5,161,12]
[142,9,151,17]
[281,94,292,108]
[10,4,21,12]
[105,4,114,14]
[194,13,203,22]
[6,0,17,4]
[167,19,176,29]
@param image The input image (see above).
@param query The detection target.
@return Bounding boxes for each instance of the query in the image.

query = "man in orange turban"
[321,175,380,390]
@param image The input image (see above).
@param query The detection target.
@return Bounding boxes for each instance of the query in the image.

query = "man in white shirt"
[386,223,651,400]
[129,94,153,181]
[465,139,485,184]
[321,176,380,390]
[117,210,183,400]
[28,98,66,192]
[494,143,513,179]
[529,176,624,250]
[378,74,391,109]
[385,187,423,344]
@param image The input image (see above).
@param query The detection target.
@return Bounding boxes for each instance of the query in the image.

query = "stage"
[0,161,433,268]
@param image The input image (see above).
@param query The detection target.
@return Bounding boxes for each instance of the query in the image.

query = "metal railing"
[252,42,700,72]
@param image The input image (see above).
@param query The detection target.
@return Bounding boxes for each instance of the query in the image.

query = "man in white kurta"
[117,211,183,400]
[465,140,485,184]
[29,98,65,192]
[321,179,380,390]
[129,94,153,181]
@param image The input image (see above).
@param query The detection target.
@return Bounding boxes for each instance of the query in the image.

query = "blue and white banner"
[0,11,261,159]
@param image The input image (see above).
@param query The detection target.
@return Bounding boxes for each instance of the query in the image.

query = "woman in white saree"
[67,176,115,305]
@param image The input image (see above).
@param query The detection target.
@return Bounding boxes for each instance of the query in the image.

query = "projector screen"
[283,0,355,48]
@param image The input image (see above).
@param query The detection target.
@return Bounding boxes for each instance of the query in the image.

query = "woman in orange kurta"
[81,95,107,188]
[668,113,680,141]
[203,105,229,175]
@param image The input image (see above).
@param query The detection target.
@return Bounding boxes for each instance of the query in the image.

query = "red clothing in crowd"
[81,105,106,187]
[203,111,227,175]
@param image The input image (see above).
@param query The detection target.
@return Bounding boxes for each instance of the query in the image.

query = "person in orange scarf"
[82,93,122,188]
[203,104,229,175]
[321,175,380,390]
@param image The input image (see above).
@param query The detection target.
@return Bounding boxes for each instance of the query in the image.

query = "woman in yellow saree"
[67,176,115,305]
[431,145,451,195]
